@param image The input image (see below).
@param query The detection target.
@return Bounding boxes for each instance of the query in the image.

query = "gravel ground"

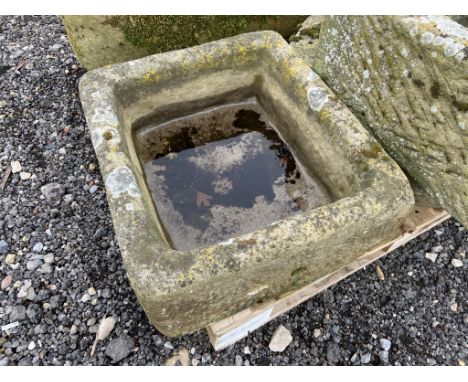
[0,15,467,366]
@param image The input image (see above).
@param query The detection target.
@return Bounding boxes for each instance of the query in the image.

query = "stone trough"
[79,31,414,336]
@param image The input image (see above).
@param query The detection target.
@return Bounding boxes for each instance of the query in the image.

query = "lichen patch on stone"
[307,86,329,112]
[105,166,141,199]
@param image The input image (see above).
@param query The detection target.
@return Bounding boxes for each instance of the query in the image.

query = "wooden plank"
[206,206,450,351]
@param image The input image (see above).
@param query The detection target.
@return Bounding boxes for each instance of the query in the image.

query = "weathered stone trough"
[79,31,414,336]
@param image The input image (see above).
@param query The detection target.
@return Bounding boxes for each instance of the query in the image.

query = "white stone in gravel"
[451,259,463,268]
[58,147,66,155]
[11,161,21,173]
[361,353,372,364]
[38,263,53,274]
[425,252,438,262]
[427,357,437,365]
[28,341,36,350]
[243,346,251,354]
[164,341,174,350]
[235,355,243,366]
[19,172,31,180]
[379,350,389,363]
[32,242,43,253]
[450,302,458,312]
[313,328,322,338]
[269,325,293,352]
[44,254,54,264]
[96,316,116,341]
[1,321,20,331]
[380,338,391,351]
[80,293,90,303]
[70,325,78,335]
[431,245,444,252]
[88,287,96,296]
[191,359,200,366]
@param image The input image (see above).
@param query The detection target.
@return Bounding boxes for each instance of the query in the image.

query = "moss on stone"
[63,16,306,70]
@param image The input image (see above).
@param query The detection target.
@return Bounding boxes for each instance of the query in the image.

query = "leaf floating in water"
[278,156,288,168]
[196,191,212,207]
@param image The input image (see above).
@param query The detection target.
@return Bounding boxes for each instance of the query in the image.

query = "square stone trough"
[79,31,414,337]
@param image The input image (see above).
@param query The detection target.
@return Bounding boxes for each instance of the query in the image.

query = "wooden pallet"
[206,206,450,351]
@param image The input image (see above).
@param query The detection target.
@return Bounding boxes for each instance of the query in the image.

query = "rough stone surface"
[0,15,466,366]
[79,30,413,336]
[269,325,293,352]
[289,16,323,67]
[62,16,306,70]
[312,16,468,227]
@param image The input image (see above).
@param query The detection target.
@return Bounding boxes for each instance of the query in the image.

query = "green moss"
[361,143,382,159]
[105,16,302,54]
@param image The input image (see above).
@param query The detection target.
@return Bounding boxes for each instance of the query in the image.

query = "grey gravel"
[0,16,467,366]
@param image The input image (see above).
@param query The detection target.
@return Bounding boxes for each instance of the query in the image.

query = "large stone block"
[62,16,306,70]
[79,31,413,336]
[312,16,468,226]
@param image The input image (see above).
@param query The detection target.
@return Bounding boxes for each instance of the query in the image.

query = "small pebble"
[451,259,463,268]
[380,338,391,351]
[19,171,31,180]
[9,305,26,321]
[32,243,43,253]
[0,240,8,255]
[105,334,134,363]
[326,343,342,364]
[5,254,16,265]
[361,353,372,365]
[269,325,293,352]
[1,275,13,289]
[379,350,389,363]
[11,161,21,173]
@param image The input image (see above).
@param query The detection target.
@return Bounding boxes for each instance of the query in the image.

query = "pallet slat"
[206,206,450,351]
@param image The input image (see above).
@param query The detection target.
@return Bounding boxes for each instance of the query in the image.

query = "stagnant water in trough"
[135,99,331,250]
